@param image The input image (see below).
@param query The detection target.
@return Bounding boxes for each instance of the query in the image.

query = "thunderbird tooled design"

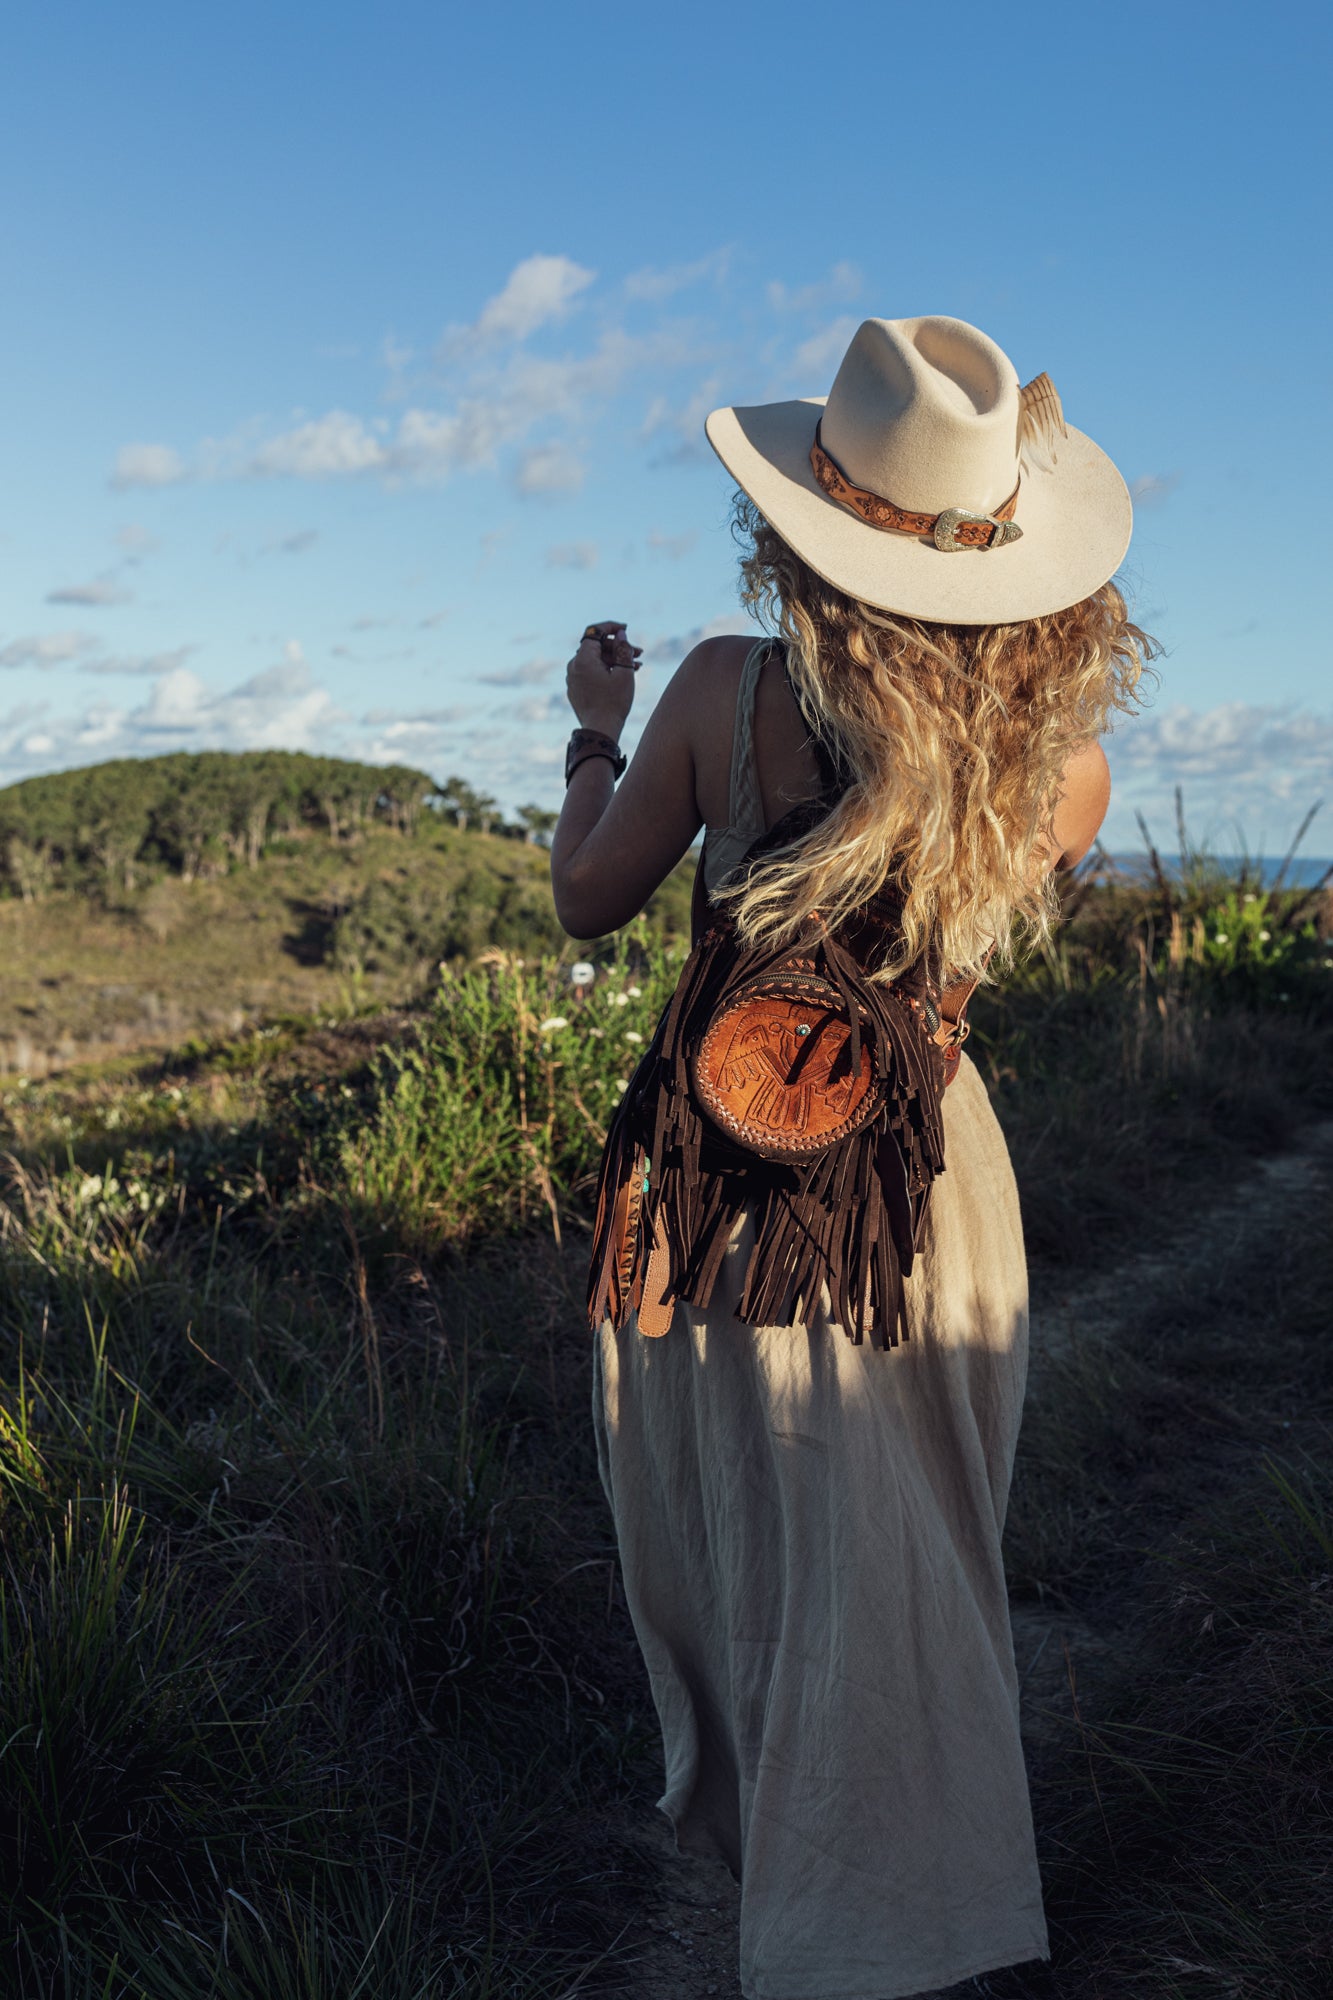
[704,993,875,1147]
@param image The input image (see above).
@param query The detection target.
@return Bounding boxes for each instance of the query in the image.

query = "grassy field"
[0,823,694,1076]
[0,860,1329,1997]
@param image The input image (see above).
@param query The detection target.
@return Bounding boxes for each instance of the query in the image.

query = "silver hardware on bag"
[933,508,1025,553]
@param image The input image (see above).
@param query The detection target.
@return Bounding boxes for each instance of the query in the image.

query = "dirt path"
[606,1119,1333,2000]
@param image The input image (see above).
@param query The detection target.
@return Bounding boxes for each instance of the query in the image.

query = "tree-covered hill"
[0,751,693,1075]
[0,750,557,900]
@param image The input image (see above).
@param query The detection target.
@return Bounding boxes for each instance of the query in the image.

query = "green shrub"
[336,927,683,1248]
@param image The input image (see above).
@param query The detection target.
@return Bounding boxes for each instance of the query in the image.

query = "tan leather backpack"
[587,805,959,1349]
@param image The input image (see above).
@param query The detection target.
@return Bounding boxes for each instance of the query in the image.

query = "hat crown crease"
[820,317,1021,520]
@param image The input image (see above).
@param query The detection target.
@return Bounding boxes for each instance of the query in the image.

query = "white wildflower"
[1258,930,1271,943]
[624,1030,644,1044]
[1243,893,1257,904]
[1214,931,1229,944]
[627,984,642,997]
[614,1078,628,1095]
[611,991,630,1006]
[539,1016,569,1033]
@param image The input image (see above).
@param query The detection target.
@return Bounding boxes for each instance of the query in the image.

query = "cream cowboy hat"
[705,315,1132,625]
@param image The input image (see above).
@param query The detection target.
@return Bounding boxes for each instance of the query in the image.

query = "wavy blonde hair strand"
[717,495,1158,982]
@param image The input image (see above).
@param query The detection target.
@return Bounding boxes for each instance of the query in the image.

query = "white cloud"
[125,652,341,751]
[510,693,567,725]
[624,250,730,302]
[79,647,196,677]
[249,410,388,479]
[546,542,598,570]
[440,254,596,358]
[0,630,100,669]
[352,708,479,771]
[478,657,559,687]
[108,312,695,496]
[380,332,414,374]
[361,705,467,727]
[643,614,748,665]
[46,573,132,607]
[122,318,691,495]
[648,528,698,561]
[791,316,860,383]
[515,442,584,495]
[0,648,355,786]
[641,375,722,462]
[111,443,187,490]
[114,523,160,556]
[767,263,863,314]
[1104,701,1333,849]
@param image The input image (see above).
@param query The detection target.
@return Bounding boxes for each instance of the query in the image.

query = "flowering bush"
[336,924,684,1247]
[1194,888,1313,992]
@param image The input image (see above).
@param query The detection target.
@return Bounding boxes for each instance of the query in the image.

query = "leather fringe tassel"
[587,899,949,1351]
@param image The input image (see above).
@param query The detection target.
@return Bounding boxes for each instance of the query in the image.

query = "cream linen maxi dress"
[591,646,1049,2000]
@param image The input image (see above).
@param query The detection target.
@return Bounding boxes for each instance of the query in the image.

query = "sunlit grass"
[0,860,1328,1995]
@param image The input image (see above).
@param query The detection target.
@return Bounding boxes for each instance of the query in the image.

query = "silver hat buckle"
[933,508,1024,553]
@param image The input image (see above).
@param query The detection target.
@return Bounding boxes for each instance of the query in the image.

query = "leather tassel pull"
[636,1200,676,1337]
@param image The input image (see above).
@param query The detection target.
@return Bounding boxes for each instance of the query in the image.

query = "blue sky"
[2,0,1329,850]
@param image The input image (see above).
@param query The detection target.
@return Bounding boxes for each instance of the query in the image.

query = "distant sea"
[1104,855,1332,889]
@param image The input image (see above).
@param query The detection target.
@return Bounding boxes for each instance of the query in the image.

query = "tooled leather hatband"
[809,421,1023,551]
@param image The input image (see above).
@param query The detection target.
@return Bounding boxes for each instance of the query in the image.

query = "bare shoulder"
[1051,739,1111,869]
[648,635,753,817]
[657,633,754,720]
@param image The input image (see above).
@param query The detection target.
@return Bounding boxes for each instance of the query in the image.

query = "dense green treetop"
[0,750,516,899]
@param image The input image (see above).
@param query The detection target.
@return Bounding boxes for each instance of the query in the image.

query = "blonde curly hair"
[717,495,1158,981]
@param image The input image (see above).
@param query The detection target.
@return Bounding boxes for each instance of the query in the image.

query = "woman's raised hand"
[565,621,641,736]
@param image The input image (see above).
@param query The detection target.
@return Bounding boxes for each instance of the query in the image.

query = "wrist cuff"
[566,728,627,785]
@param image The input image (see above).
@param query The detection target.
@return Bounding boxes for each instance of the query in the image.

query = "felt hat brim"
[705,396,1133,626]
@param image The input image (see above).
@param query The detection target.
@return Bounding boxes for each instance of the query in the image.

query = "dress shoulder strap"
[774,642,848,797]
[726,638,774,832]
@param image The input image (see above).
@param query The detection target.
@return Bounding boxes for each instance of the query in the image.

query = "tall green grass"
[337,925,682,1251]
[0,1076,647,1995]
[0,864,1328,1995]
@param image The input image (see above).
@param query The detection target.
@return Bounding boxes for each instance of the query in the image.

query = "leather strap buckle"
[933,508,1024,553]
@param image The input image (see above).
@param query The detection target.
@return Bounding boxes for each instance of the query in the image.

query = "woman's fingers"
[581,621,642,671]
[566,644,636,731]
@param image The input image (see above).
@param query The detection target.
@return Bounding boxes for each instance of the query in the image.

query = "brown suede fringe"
[588,844,949,1352]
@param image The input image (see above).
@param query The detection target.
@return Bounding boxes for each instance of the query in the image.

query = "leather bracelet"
[565,728,626,785]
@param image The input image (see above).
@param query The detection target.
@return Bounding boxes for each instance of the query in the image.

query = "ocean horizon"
[1102,854,1331,889]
